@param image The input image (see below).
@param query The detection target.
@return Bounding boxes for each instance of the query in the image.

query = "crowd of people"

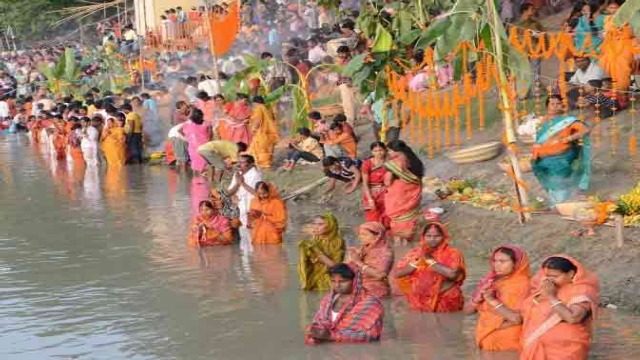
[2,0,633,358]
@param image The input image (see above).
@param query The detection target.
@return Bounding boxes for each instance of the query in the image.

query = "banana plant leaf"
[372,24,393,53]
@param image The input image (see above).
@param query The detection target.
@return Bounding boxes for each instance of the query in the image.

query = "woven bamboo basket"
[555,201,597,221]
[314,104,344,118]
[447,141,503,164]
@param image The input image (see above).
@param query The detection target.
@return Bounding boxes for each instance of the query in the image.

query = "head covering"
[530,254,599,307]
[471,245,530,304]
[419,221,451,255]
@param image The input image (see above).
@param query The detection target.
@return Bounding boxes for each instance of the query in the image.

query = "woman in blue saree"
[532,95,591,204]
[573,2,605,53]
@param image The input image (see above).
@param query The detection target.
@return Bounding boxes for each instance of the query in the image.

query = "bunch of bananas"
[617,182,640,216]
[623,214,640,226]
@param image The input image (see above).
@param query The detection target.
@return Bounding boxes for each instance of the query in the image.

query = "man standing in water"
[228,154,262,253]
[305,263,384,344]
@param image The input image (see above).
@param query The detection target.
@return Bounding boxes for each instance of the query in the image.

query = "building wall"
[134,0,204,33]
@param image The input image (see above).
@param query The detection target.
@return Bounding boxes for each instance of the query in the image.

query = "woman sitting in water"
[188,200,233,247]
[298,213,345,291]
[346,221,393,298]
[465,245,530,351]
[384,140,423,243]
[248,182,287,245]
[304,263,384,344]
[520,255,600,360]
[395,222,466,312]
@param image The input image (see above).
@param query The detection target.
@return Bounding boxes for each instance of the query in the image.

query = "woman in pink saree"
[383,140,424,242]
[180,108,212,174]
[346,221,393,298]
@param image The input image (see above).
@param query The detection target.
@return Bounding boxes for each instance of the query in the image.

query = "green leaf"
[264,86,286,104]
[505,47,532,98]
[397,9,413,36]
[372,24,393,53]
[398,29,421,46]
[342,53,367,77]
[415,18,450,49]
[352,66,372,86]
[63,48,78,83]
[612,1,640,28]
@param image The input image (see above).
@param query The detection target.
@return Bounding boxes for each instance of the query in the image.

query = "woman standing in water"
[248,182,287,245]
[395,222,466,312]
[181,108,212,175]
[100,115,127,168]
[465,245,531,351]
[188,200,233,247]
[520,255,599,360]
[361,141,388,224]
[298,213,345,291]
[346,221,393,298]
[383,140,423,242]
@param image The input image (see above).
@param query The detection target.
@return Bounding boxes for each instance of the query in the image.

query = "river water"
[1,134,639,359]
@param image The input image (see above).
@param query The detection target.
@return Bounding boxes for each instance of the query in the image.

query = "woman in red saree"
[187,200,234,247]
[520,255,600,360]
[346,222,393,298]
[465,245,531,351]
[394,222,466,312]
[305,263,384,344]
[222,94,252,145]
[383,140,423,242]
[361,141,388,224]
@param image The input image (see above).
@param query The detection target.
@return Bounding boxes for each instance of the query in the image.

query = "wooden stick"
[614,214,624,248]
[282,177,329,201]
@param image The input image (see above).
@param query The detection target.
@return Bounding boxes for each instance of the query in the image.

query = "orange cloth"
[247,104,279,168]
[325,131,357,158]
[520,254,600,360]
[101,127,127,167]
[599,19,634,91]
[473,245,531,351]
[383,155,422,238]
[52,132,67,160]
[531,121,587,160]
[249,183,287,244]
[208,1,240,56]
[395,222,466,312]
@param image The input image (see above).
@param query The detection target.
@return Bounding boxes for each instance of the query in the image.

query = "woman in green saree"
[298,213,345,291]
[532,95,591,204]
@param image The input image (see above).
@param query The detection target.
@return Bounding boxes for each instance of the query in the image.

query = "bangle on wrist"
[494,303,504,310]
[426,259,437,267]
[361,264,369,272]
[551,300,563,308]
[409,262,419,269]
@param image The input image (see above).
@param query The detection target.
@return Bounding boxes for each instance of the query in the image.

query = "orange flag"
[209,1,240,56]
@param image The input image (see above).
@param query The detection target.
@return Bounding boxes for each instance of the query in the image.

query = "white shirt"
[308,45,328,64]
[167,123,187,141]
[569,62,605,85]
[229,166,263,202]
[0,101,9,118]
[81,126,99,147]
[184,85,198,104]
[198,79,221,97]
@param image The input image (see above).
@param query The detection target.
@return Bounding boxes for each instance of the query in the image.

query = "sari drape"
[187,213,233,247]
[249,183,287,244]
[473,245,531,351]
[520,254,600,360]
[574,15,605,53]
[305,273,384,344]
[395,222,466,312]
[599,19,634,91]
[101,127,127,167]
[224,101,252,145]
[248,104,279,168]
[355,222,393,298]
[532,116,591,204]
[298,213,345,291]
[362,158,388,224]
[384,155,422,239]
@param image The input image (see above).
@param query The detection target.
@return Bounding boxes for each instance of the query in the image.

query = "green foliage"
[37,47,81,95]
[612,0,640,36]
[0,0,83,41]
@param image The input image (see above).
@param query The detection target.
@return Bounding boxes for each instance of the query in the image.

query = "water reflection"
[1,134,639,359]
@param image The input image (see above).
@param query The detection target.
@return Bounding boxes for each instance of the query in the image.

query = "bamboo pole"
[614,214,624,248]
[487,0,531,223]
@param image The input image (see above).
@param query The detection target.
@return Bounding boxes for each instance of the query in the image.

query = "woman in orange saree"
[394,222,466,312]
[346,221,393,298]
[101,117,127,167]
[598,1,634,91]
[383,140,423,242]
[223,94,252,145]
[361,142,388,224]
[188,200,234,247]
[520,255,600,360]
[465,245,531,351]
[248,182,287,245]
[247,97,279,169]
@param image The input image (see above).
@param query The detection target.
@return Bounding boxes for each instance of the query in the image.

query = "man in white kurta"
[228,154,262,253]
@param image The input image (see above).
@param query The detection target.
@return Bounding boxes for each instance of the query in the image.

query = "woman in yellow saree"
[101,116,127,168]
[298,213,345,291]
[248,96,279,169]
